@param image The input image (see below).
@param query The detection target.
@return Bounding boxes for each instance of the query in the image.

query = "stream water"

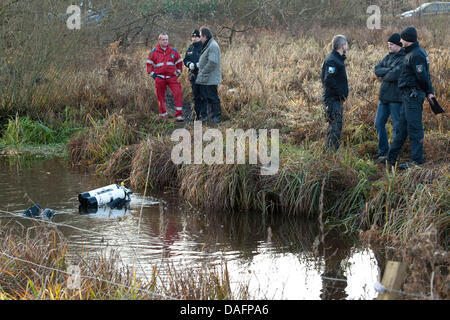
[0,157,381,300]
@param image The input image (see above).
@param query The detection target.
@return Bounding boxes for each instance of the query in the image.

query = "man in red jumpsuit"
[147,33,184,121]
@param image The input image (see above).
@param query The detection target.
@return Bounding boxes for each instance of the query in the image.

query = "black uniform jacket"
[398,41,434,95]
[183,41,203,80]
[321,50,349,101]
[374,49,405,103]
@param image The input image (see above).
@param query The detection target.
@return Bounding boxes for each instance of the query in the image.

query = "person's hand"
[427,93,435,104]
[188,63,195,71]
[175,70,181,77]
[151,73,157,79]
[324,105,333,122]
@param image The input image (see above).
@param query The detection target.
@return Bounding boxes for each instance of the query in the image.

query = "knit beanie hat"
[388,33,402,47]
[400,27,418,43]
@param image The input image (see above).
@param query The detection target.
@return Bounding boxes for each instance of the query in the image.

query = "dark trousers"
[190,79,202,120]
[198,85,221,120]
[387,89,425,164]
[324,98,343,150]
[375,101,402,155]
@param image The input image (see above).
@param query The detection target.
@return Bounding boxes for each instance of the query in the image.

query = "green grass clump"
[1,114,81,146]
[1,116,57,145]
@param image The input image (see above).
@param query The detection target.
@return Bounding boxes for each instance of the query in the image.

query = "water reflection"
[0,157,380,299]
[319,231,352,300]
[79,204,132,219]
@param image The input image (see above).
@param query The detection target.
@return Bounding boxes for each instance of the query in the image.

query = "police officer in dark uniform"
[183,29,203,120]
[321,35,349,151]
[383,27,435,169]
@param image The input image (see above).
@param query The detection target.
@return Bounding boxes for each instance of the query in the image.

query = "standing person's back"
[321,35,349,151]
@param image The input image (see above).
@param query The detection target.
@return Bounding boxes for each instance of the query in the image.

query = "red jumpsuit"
[147,45,184,118]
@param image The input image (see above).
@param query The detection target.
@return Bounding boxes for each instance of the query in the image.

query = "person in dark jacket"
[373,33,405,159]
[321,35,349,151]
[382,27,435,169]
[183,29,203,120]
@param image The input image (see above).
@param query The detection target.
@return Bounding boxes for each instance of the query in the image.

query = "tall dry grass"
[0,224,248,300]
[219,32,449,139]
[67,113,139,166]
[358,165,449,245]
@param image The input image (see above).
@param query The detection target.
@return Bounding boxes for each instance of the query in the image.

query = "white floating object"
[79,184,132,208]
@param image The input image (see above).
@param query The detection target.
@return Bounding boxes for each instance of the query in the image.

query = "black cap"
[400,26,418,43]
[388,33,402,47]
[191,29,200,38]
